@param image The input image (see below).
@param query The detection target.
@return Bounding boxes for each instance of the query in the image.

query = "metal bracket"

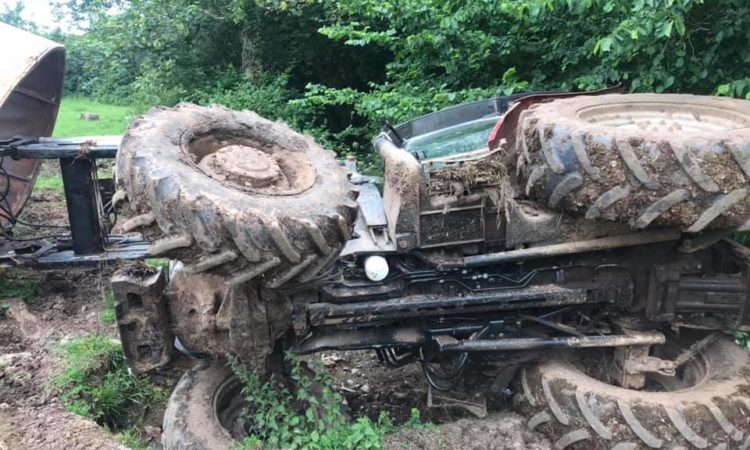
[111,265,173,374]
[612,330,719,389]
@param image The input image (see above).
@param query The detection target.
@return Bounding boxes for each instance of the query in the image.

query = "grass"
[53,97,135,138]
[34,174,65,191]
[121,426,149,450]
[27,97,131,194]
[101,290,116,325]
[54,335,166,431]
[230,357,431,450]
[0,269,40,303]
[145,258,170,271]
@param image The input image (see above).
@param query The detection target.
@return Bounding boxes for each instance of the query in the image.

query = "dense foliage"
[229,357,429,449]
[4,0,750,157]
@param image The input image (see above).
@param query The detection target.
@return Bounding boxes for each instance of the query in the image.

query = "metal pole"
[464,230,681,267]
[437,333,666,352]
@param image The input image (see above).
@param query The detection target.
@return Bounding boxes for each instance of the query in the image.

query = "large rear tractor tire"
[515,333,750,449]
[116,104,358,288]
[517,94,750,232]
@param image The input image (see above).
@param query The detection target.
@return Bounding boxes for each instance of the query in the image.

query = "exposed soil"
[384,414,550,450]
[0,269,127,450]
[322,350,551,449]
[0,161,166,450]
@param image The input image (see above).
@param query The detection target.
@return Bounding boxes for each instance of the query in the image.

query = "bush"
[189,70,296,122]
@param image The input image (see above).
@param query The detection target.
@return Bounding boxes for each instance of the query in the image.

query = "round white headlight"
[364,255,389,282]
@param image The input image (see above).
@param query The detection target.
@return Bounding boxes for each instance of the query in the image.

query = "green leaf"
[673,16,686,36]
[594,36,614,54]
[661,20,674,37]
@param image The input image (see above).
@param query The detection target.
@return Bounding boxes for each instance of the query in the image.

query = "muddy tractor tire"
[162,360,242,450]
[116,104,358,287]
[517,94,750,232]
[515,333,750,449]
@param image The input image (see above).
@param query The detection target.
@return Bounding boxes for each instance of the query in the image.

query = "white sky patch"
[0,0,72,32]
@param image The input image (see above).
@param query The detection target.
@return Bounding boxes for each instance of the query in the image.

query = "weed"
[734,232,750,247]
[736,331,750,350]
[120,425,149,450]
[145,258,170,272]
[53,335,164,430]
[0,303,9,318]
[230,357,429,450]
[403,408,434,431]
[101,290,116,325]
[0,269,40,303]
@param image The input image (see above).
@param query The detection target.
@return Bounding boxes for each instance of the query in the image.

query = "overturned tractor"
[4,23,750,449]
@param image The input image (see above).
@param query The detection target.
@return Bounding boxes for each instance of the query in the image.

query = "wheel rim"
[578,339,711,393]
[213,373,247,441]
[185,130,317,195]
[576,101,750,133]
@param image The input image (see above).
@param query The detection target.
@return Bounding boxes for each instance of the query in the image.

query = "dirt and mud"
[322,350,551,449]
[0,269,127,450]
[0,162,164,449]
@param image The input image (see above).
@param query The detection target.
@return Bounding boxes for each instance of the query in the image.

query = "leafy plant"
[230,357,424,450]
[0,302,9,318]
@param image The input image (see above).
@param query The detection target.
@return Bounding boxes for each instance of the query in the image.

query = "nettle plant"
[229,356,429,450]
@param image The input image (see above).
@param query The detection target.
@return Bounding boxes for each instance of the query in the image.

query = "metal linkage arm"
[0,135,121,159]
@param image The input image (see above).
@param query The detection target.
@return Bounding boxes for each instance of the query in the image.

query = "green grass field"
[31,98,133,193]
[53,98,135,138]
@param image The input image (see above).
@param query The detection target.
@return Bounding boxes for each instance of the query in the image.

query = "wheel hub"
[199,145,283,189]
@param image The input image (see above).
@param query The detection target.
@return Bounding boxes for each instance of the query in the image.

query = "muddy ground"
[0,162,549,449]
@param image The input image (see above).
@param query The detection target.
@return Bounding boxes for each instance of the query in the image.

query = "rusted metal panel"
[166,266,277,369]
[0,23,65,228]
[374,135,423,250]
